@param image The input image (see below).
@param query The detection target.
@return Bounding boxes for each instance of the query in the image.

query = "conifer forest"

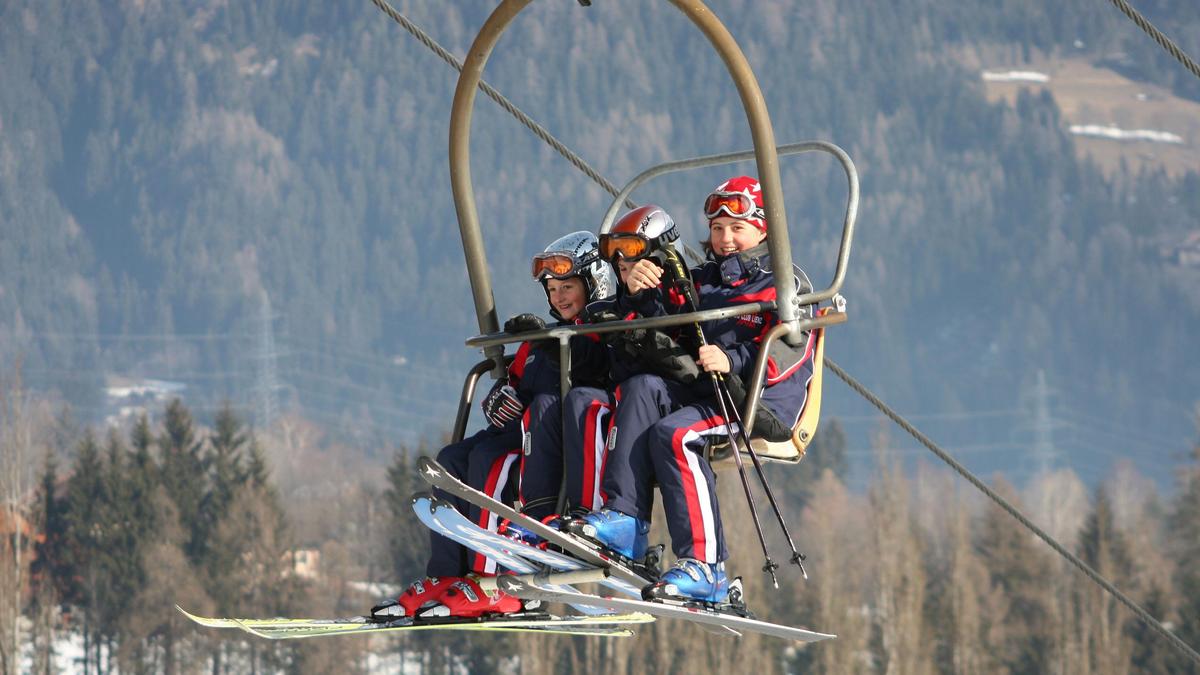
[2,0,1199,673]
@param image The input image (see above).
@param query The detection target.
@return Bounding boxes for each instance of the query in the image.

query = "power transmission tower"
[254,289,280,428]
[1032,369,1058,474]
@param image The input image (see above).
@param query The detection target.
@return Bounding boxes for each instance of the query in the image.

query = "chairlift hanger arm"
[448,0,812,358]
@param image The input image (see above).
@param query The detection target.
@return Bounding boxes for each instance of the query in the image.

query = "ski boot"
[371,576,457,620]
[642,558,729,604]
[562,509,650,560]
[418,574,531,619]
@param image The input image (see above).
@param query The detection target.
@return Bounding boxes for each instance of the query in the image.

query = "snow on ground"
[1068,124,1184,144]
[981,70,1050,83]
[20,627,90,674]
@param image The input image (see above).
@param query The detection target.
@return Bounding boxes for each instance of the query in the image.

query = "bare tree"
[0,368,44,675]
[869,443,931,675]
[799,469,870,674]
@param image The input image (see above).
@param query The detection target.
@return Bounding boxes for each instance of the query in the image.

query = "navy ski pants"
[519,390,612,520]
[427,424,522,577]
[602,374,732,563]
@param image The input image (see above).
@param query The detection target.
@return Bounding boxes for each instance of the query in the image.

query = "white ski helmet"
[531,231,616,310]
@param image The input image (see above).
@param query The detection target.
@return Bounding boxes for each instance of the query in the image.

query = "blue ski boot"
[563,509,649,560]
[642,558,729,604]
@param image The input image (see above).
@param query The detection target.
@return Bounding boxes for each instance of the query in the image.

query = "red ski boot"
[371,576,457,620]
[418,574,527,618]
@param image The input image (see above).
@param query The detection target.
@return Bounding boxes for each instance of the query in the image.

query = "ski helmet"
[532,231,616,310]
[704,175,766,232]
[600,205,679,262]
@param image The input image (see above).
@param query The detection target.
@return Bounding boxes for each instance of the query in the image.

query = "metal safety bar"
[452,357,508,443]
[464,309,847,429]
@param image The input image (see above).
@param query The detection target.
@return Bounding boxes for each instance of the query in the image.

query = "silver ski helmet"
[531,231,616,315]
[599,205,679,262]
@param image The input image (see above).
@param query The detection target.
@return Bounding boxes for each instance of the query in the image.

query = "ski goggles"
[531,250,595,280]
[598,232,654,262]
[703,191,765,221]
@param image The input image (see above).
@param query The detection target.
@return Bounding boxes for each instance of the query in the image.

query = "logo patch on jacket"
[737,314,764,328]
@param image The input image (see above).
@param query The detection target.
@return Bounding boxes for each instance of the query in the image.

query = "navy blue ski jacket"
[628,242,817,430]
[494,317,609,406]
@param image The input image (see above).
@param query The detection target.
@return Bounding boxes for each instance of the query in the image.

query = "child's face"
[709,215,767,254]
[546,277,587,320]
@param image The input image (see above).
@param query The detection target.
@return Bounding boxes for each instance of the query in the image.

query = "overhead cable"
[1106,0,1200,82]
[825,357,1200,666]
[366,0,635,209]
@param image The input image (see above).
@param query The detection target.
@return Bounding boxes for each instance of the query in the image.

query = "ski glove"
[504,313,546,334]
[482,384,525,428]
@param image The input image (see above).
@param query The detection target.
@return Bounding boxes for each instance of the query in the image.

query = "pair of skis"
[178,492,651,639]
[181,457,834,642]
[178,600,651,639]
[416,457,835,643]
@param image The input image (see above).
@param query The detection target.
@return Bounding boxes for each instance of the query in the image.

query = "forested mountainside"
[1,0,1197,480]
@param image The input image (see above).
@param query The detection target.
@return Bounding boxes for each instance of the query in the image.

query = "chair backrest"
[708,310,828,469]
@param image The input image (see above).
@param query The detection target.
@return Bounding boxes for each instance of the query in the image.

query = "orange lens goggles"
[598,233,651,261]
[703,192,761,220]
[531,253,579,280]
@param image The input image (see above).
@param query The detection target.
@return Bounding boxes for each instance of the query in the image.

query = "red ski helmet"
[599,205,679,262]
[704,175,766,233]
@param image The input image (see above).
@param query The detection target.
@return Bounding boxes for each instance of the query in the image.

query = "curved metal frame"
[449,0,805,370]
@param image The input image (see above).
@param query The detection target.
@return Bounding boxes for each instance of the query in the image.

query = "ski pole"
[660,246,780,588]
[712,380,808,578]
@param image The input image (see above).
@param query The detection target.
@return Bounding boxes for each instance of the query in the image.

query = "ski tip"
[411,491,434,506]
[176,605,214,627]
[497,576,527,594]
[427,494,458,511]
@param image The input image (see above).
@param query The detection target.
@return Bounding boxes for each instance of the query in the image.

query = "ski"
[179,605,652,639]
[497,577,837,643]
[422,493,643,599]
[418,457,655,589]
[413,492,613,615]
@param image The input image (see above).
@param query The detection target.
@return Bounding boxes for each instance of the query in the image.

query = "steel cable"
[1106,0,1200,81]
[825,357,1200,667]
[366,0,635,209]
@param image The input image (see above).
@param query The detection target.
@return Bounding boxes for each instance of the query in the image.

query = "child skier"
[372,231,613,619]
[567,176,816,604]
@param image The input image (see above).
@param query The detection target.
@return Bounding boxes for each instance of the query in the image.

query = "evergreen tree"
[157,399,207,563]
[382,447,429,583]
[61,431,108,673]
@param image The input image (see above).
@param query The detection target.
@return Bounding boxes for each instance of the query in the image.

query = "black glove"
[482,384,525,427]
[583,308,622,324]
[503,313,546,334]
[621,329,700,384]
